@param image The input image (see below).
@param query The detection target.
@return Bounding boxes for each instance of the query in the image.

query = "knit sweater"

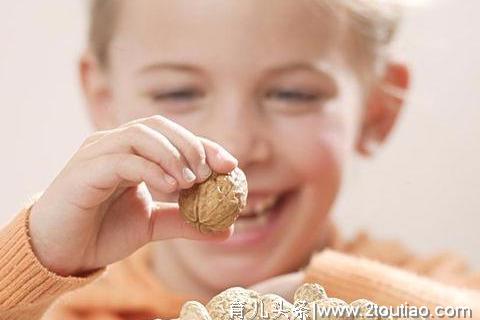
[1,205,479,320]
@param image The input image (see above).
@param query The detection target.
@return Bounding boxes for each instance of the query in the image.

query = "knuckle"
[150,114,167,124]
[130,123,148,133]
[164,139,183,160]
[123,123,150,139]
[157,134,182,160]
[186,139,206,164]
[164,152,184,171]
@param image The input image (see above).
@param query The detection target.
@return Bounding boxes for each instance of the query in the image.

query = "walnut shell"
[294,283,328,304]
[206,287,260,320]
[179,167,248,233]
[180,301,212,320]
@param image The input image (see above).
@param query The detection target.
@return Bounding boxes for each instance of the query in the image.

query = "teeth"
[254,195,277,214]
[241,194,279,217]
[234,193,286,234]
[235,212,269,232]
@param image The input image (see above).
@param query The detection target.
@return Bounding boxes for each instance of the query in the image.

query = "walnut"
[180,301,212,320]
[179,167,248,233]
[177,283,397,320]
[293,283,328,304]
[206,287,259,320]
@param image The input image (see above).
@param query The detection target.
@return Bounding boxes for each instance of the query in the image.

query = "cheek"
[278,114,349,185]
[280,79,364,186]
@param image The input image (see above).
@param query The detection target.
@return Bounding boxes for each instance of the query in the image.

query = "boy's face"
[96,0,366,289]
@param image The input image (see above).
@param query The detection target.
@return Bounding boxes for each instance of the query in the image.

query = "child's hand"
[28,115,237,277]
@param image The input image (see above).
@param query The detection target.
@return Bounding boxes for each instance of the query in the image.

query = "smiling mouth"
[227,190,294,241]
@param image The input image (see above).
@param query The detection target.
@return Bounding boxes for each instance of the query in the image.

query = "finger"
[200,138,238,174]
[130,116,213,183]
[69,154,178,210]
[83,124,197,188]
[86,154,178,196]
[149,202,234,241]
[79,130,110,148]
[248,271,304,301]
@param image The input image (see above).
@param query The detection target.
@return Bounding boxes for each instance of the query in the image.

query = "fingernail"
[182,168,197,183]
[198,162,212,180]
[164,174,177,186]
[216,149,238,165]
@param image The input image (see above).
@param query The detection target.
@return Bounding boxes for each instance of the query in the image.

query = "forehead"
[111,0,346,71]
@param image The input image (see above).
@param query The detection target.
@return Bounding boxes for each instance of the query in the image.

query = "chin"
[197,258,282,291]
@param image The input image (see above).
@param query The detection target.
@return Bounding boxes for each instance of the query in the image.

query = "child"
[1,0,479,319]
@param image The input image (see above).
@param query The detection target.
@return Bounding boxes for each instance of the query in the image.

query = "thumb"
[149,201,233,241]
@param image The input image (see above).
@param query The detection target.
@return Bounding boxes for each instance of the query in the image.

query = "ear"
[356,62,410,156]
[79,50,116,130]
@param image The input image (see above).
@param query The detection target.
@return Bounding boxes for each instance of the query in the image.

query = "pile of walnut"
[178,283,390,320]
[179,167,248,233]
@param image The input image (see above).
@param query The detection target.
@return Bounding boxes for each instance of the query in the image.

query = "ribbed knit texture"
[0,205,105,320]
[304,250,480,316]
[1,205,479,319]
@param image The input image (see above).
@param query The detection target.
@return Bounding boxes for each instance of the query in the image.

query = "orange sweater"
[1,204,479,320]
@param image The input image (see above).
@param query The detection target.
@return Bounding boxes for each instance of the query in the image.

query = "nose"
[205,99,272,168]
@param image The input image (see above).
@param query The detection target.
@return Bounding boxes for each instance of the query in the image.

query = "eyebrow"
[137,63,204,75]
[266,62,332,77]
[137,61,332,80]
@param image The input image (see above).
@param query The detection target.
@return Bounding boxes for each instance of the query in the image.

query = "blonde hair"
[88,0,401,74]
[336,0,401,76]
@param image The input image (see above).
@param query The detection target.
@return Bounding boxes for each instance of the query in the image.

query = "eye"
[151,88,203,102]
[262,87,329,115]
[265,89,321,102]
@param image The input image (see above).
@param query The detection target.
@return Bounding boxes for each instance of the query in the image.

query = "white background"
[0,1,479,266]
